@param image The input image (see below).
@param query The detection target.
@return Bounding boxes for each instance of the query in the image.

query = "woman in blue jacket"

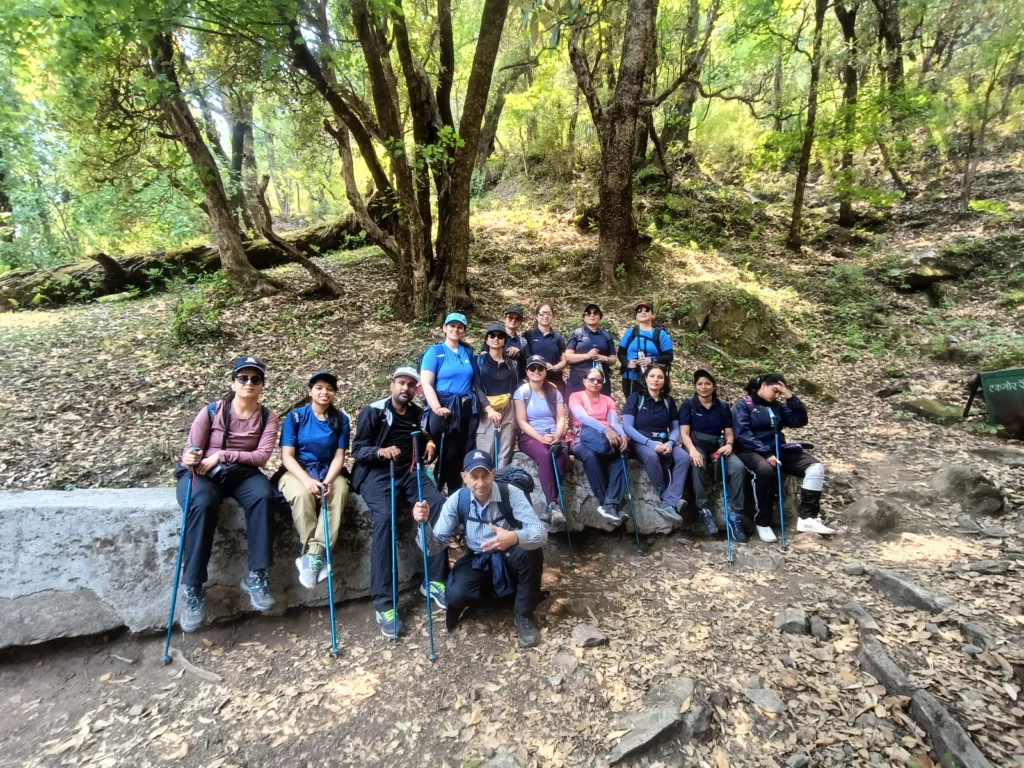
[732,374,835,541]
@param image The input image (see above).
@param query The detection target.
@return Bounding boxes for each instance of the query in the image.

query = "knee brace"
[802,462,825,492]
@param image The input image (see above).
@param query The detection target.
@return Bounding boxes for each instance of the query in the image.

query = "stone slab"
[870,567,952,614]
[910,690,994,768]
[856,635,917,697]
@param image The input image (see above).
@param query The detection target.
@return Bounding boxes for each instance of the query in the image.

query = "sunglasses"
[537,310,552,317]
[585,377,604,383]
[527,366,546,372]
[636,307,652,314]
[487,332,507,340]
[235,374,264,385]
[584,310,601,316]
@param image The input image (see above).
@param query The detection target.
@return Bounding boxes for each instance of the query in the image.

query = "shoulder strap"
[207,400,229,450]
[496,482,522,530]
[456,487,471,527]
[262,406,270,433]
[518,381,532,404]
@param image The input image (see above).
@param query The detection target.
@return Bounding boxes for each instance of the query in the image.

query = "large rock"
[0,488,423,650]
[607,677,710,764]
[776,607,810,635]
[898,397,962,424]
[870,567,952,614]
[930,466,1006,516]
[888,248,975,289]
[910,690,994,768]
[857,634,917,696]
[843,496,903,535]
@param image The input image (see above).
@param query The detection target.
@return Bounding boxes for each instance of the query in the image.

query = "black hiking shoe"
[698,508,719,536]
[728,514,748,542]
[515,614,540,648]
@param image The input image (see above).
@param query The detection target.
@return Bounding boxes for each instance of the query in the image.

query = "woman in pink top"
[174,356,280,633]
[568,367,629,525]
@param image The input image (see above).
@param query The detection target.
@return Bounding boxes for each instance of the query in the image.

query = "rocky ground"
[1,174,1023,767]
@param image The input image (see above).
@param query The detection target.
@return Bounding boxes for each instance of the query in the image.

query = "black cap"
[504,305,524,318]
[583,303,602,317]
[463,449,494,473]
[308,370,338,389]
[485,322,508,337]
[525,355,547,370]
[635,300,654,312]
[232,356,267,376]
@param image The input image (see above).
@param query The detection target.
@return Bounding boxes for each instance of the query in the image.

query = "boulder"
[607,677,710,763]
[870,567,952,614]
[898,397,962,424]
[910,690,994,768]
[843,496,903,535]
[572,624,608,648]
[888,248,976,289]
[776,607,810,635]
[0,488,424,651]
[930,466,1006,516]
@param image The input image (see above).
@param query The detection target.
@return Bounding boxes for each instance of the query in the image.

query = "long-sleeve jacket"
[473,352,519,405]
[417,482,547,556]
[731,394,808,456]
[350,397,427,489]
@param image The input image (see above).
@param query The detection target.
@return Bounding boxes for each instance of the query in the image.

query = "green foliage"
[168,272,229,345]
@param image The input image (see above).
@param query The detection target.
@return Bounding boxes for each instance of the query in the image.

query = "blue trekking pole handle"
[551,449,575,564]
[771,411,787,550]
[619,451,643,554]
[162,447,198,665]
[389,460,398,640]
[717,452,733,564]
[322,490,338,658]
[411,431,437,662]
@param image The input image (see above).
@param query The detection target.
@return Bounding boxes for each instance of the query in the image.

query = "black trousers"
[736,449,820,526]
[424,403,478,495]
[174,465,275,588]
[355,465,448,612]
[447,546,543,618]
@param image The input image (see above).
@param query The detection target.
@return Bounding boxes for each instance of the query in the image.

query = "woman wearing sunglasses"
[474,322,520,468]
[568,368,629,523]
[564,303,617,398]
[622,365,687,523]
[277,370,351,589]
[514,355,569,524]
[522,301,567,392]
[174,356,280,632]
[618,301,674,397]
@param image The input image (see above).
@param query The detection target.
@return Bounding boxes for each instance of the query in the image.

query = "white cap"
[392,366,420,383]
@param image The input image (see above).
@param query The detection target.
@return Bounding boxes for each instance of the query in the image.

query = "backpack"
[206,401,270,450]
[476,352,518,395]
[454,467,535,531]
[420,340,475,373]
[624,325,670,362]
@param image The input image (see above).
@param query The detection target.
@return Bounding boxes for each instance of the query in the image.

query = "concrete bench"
[0,454,801,650]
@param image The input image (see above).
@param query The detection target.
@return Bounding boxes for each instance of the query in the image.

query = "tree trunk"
[772,53,784,132]
[786,0,827,251]
[659,0,701,149]
[0,148,12,244]
[873,0,905,97]
[475,63,533,176]
[960,62,1000,213]
[597,0,657,281]
[835,0,861,228]
[264,132,290,217]
[149,32,274,296]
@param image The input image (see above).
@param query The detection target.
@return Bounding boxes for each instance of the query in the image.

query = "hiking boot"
[375,608,404,639]
[240,570,276,612]
[514,614,540,648]
[697,508,719,536]
[180,586,206,632]
[656,503,683,523]
[420,580,448,610]
[550,508,566,529]
[597,504,621,523]
[797,517,836,535]
[296,552,325,590]
[537,502,555,524]
[727,514,748,543]
[756,526,778,543]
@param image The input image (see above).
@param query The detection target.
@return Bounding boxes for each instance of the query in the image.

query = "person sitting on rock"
[412,450,547,648]
[617,301,674,397]
[564,303,617,398]
[351,367,448,638]
[568,367,629,524]
[277,370,351,589]
[474,322,520,468]
[174,356,280,632]
[522,301,567,392]
[679,369,746,542]
[421,312,477,494]
[514,355,569,526]
[732,374,835,540]
[622,365,687,524]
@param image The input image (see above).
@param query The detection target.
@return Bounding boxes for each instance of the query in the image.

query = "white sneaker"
[596,505,621,523]
[797,517,836,535]
[756,526,778,543]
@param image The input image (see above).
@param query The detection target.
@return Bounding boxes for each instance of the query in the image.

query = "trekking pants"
[518,433,568,505]
[447,546,544,619]
[278,473,349,557]
[736,448,824,527]
[689,435,745,513]
[570,439,625,507]
[425,397,477,495]
[629,441,689,507]
[475,401,517,469]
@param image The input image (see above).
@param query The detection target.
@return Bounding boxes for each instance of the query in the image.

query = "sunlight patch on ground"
[0,311,63,330]
[877,532,985,564]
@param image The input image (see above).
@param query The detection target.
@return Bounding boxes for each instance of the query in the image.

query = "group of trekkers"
[172,302,834,649]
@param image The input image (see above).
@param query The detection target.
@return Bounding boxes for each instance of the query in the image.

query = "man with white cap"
[351,367,448,638]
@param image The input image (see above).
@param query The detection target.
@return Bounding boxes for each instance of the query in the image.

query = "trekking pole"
[390,460,399,640]
[714,451,733,565]
[618,451,644,554]
[321,489,339,658]
[493,429,500,470]
[770,411,787,551]
[411,432,437,662]
[162,449,198,665]
[551,448,575,564]
[436,432,446,490]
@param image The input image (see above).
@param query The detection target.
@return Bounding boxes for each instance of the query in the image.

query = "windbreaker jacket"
[731,394,808,455]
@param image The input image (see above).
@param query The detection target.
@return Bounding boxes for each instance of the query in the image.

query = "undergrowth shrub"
[169,271,229,345]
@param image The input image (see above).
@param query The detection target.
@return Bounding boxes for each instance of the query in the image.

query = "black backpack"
[623,325,670,364]
[205,401,270,450]
[454,467,535,530]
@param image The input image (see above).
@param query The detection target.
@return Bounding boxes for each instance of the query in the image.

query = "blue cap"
[232,356,267,376]
[307,370,338,389]
[463,449,494,473]
[443,312,467,327]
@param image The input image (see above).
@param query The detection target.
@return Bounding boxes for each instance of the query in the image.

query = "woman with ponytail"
[514,355,569,525]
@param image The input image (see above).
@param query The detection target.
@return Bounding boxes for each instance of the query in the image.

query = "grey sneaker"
[376,608,404,639]
[296,552,325,590]
[419,580,448,610]
[240,570,276,611]
[180,586,205,632]
[597,504,621,523]
[538,501,557,524]
[514,614,540,648]
[698,508,719,536]
[656,503,683,523]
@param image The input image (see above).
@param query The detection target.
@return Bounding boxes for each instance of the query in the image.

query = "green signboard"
[980,367,1024,436]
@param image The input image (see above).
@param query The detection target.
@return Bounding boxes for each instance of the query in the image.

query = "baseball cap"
[485,322,508,337]
[504,305,524,317]
[583,303,602,316]
[232,356,267,376]
[392,366,420,383]
[525,355,547,370]
[307,370,338,389]
[463,449,495,473]
[635,301,654,312]
[443,312,467,327]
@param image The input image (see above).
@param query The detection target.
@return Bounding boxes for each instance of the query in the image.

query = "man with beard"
[351,367,448,637]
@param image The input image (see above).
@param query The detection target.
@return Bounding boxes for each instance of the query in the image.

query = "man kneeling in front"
[412,450,547,647]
